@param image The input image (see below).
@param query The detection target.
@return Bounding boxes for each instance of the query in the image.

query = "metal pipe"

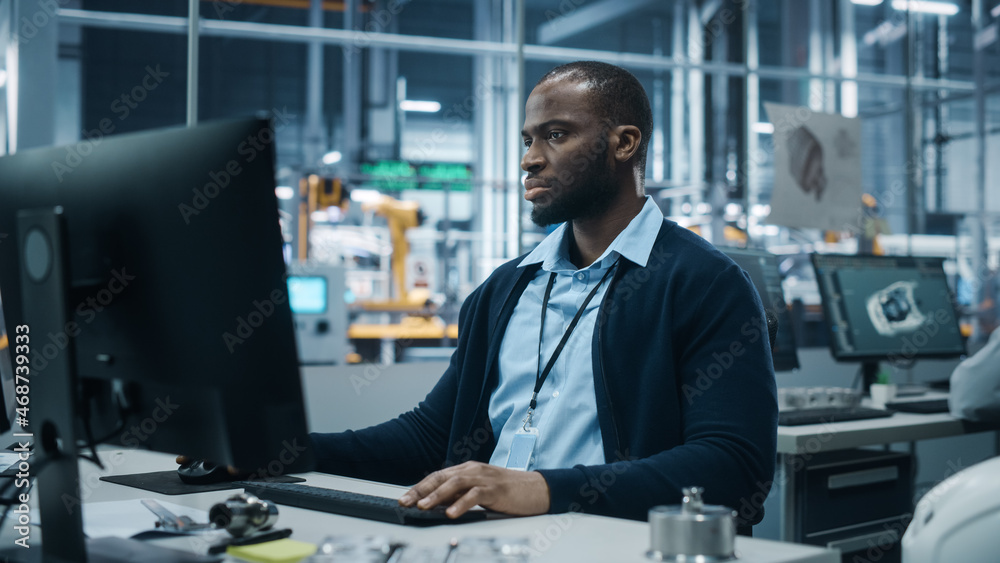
[186,0,198,126]
[933,13,950,211]
[651,18,665,183]
[473,0,499,280]
[748,1,763,238]
[971,0,989,341]
[59,8,517,56]
[1,0,12,154]
[670,0,686,186]
[343,0,360,174]
[56,8,978,92]
[508,0,524,258]
[304,0,323,169]
[687,0,705,203]
[808,0,823,111]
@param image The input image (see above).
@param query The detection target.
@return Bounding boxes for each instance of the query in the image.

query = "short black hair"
[537,61,653,177]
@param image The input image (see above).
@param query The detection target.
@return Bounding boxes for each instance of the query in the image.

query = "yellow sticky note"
[227,539,317,563]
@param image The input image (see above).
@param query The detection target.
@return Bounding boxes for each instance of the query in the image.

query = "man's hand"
[175,455,241,476]
[398,461,550,519]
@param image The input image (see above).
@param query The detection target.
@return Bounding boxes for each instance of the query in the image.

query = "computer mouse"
[176,459,237,485]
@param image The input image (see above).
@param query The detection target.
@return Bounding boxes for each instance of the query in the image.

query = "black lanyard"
[530,260,618,413]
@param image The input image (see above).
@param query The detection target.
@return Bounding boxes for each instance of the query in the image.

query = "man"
[311,61,777,525]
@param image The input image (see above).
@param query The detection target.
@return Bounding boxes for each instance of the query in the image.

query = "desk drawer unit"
[792,449,912,563]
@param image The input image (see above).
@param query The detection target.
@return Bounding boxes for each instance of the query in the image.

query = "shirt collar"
[519,195,664,271]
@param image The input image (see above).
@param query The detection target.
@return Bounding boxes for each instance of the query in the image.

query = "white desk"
[773,407,1000,543]
[777,409,999,456]
[5,449,838,563]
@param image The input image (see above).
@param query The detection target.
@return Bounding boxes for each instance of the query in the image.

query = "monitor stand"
[861,361,881,396]
[12,208,150,563]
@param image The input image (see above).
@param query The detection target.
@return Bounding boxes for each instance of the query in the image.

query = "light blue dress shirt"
[488,196,665,470]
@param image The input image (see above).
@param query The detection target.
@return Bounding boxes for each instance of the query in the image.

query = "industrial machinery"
[298,174,351,261]
[287,262,348,365]
[362,194,426,306]
[296,177,447,362]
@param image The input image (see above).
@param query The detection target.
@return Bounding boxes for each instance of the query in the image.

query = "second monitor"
[721,247,800,372]
[811,254,966,388]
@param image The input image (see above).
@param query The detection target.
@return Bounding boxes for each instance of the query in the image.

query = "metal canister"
[647,487,738,561]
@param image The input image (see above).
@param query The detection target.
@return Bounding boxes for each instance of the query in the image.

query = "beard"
[529,151,618,227]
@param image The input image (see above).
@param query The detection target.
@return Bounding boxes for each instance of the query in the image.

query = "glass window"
[852,2,910,78]
[759,0,816,70]
[81,28,187,135]
[396,1,473,40]
[525,2,675,56]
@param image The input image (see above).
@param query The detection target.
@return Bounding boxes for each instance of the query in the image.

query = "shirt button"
[575,273,585,281]
[552,391,560,398]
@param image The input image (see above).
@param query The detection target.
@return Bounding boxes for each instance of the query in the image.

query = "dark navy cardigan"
[310,219,778,524]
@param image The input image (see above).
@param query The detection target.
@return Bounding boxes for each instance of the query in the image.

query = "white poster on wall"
[764,103,862,231]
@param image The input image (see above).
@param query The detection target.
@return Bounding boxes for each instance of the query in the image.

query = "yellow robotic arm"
[363,195,423,304]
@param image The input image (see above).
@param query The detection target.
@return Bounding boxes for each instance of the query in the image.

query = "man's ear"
[612,125,642,163]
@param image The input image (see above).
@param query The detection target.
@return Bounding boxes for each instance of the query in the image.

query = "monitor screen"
[0,117,314,474]
[811,254,966,363]
[288,276,328,314]
[721,247,800,372]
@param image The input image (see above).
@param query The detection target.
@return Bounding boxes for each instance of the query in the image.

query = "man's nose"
[521,144,544,172]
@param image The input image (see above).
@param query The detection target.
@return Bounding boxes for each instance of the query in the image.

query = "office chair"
[766,309,778,352]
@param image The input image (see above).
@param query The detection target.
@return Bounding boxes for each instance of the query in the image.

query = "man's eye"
[548,131,564,140]
[523,139,532,148]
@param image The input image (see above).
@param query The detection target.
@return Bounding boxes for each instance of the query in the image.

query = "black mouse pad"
[100,470,305,495]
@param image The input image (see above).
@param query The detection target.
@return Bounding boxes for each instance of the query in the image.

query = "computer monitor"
[811,253,966,389]
[289,276,329,314]
[0,117,314,560]
[721,247,800,372]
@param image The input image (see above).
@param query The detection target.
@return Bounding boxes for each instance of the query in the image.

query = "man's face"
[520,78,619,227]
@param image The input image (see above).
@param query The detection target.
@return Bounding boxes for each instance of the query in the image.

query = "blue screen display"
[287,276,328,314]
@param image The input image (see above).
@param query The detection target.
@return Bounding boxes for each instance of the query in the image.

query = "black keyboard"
[238,481,489,526]
[885,398,950,414]
[778,406,894,426]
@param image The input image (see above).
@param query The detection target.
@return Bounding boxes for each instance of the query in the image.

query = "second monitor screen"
[812,254,965,362]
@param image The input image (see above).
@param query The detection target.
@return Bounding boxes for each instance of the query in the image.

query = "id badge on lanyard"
[505,262,615,472]
[504,425,539,471]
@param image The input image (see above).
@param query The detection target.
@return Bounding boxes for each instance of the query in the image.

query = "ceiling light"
[399,100,441,113]
[752,122,774,134]
[321,151,342,165]
[851,0,884,5]
[890,0,959,16]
